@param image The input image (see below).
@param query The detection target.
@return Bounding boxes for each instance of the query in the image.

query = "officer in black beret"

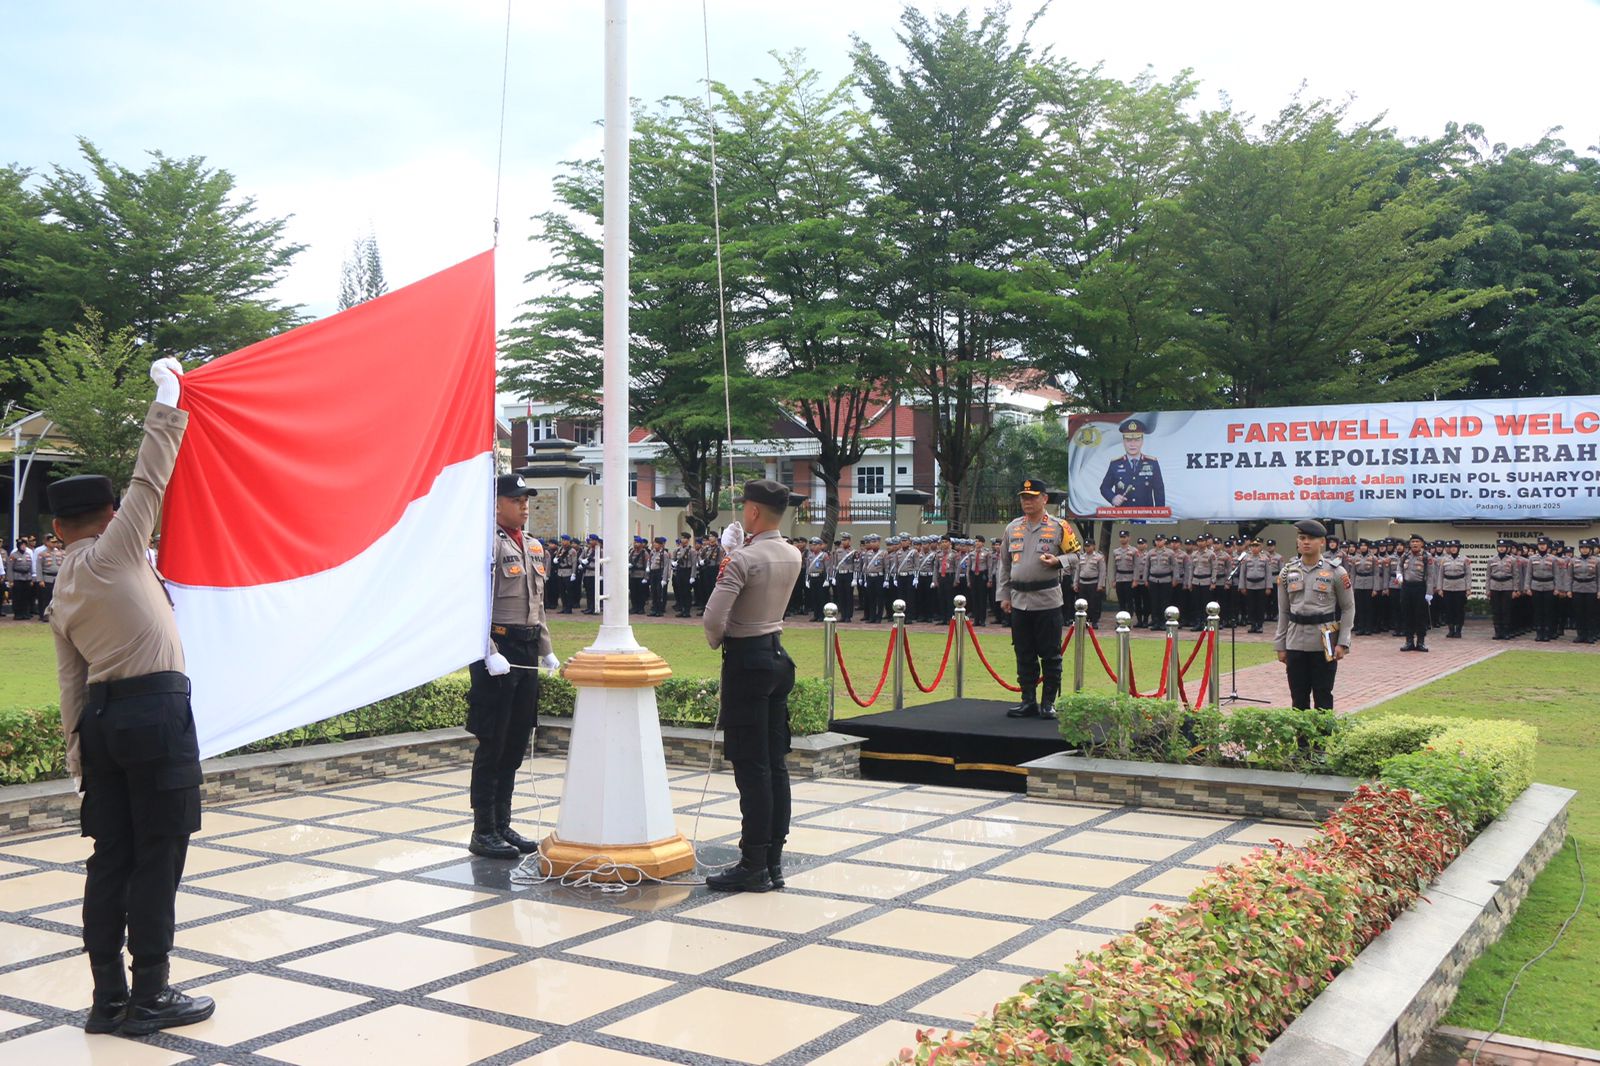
[1099,418,1165,508]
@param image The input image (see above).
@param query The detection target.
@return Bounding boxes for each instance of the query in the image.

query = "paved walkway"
[1420,1026,1600,1065]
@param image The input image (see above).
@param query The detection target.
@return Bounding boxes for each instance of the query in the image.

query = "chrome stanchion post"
[1073,597,1088,693]
[952,594,967,700]
[892,598,907,713]
[1164,605,1181,702]
[1115,611,1132,695]
[1206,601,1222,709]
[823,602,838,729]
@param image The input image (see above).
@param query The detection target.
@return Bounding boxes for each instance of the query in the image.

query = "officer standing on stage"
[998,478,1080,720]
[703,480,803,893]
[1273,519,1354,710]
[467,474,560,861]
[49,358,215,1036]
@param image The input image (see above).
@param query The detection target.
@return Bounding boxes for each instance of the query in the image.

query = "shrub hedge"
[902,785,1468,1065]
[0,669,835,788]
[1056,696,1338,774]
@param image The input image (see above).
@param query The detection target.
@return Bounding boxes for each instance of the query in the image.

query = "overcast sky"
[5,0,1599,338]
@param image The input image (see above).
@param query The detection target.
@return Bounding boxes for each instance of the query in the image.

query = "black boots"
[468,807,520,860]
[767,844,785,889]
[1039,680,1060,721]
[85,957,128,1034]
[122,959,215,1036]
[1006,686,1040,718]
[495,800,538,855]
[707,847,772,893]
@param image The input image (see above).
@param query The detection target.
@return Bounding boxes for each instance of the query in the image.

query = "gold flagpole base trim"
[560,649,674,688]
[539,831,696,881]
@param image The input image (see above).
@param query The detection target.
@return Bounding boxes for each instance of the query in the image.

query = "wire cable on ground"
[1470,836,1587,1065]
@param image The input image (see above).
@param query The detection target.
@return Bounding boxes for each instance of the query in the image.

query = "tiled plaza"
[0,759,1317,1065]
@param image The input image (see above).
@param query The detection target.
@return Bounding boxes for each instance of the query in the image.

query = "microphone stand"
[1221,555,1269,705]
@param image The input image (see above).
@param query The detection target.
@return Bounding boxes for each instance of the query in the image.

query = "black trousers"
[697,566,717,608]
[1246,588,1267,630]
[836,575,855,622]
[1076,585,1103,626]
[1352,587,1372,633]
[37,581,55,618]
[1531,589,1555,639]
[629,574,647,613]
[1444,589,1467,631]
[862,575,884,622]
[78,674,202,968]
[1490,589,1513,636]
[719,634,795,861]
[563,574,582,612]
[650,574,668,614]
[1401,582,1430,644]
[1574,590,1597,641]
[1010,605,1064,697]
[1115,580,1135,623]
[1146,580,1172,628]
[10,580,33,619]
[1284,649,1337,710]
[807,580,827,621]
[466,636,540,810]
[672,569,692,615]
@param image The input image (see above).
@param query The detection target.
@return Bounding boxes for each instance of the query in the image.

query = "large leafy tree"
[718,55,897,543]
[1415,134,1600,398]
[501,101,769,532]
[1169,102,1501,406]
[0,138,303,392]
[851,5,1048,534]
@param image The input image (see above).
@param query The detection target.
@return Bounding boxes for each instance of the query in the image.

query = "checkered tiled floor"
[0,760,1318,1065]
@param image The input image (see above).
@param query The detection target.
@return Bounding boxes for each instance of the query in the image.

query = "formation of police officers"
[1,533,68,620]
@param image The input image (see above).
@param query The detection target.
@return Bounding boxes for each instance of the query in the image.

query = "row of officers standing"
[528,525,1600,648]
[2,534,68,620]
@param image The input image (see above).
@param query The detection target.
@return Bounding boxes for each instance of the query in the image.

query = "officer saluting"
[1100,417,1165,508]
[48,358,215,1036]
[998,478,1081,720]
[1273,519,1354,710]
[702,480,803,893]
[466,474,560,861]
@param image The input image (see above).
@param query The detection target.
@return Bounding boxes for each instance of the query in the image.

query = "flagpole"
[542,0,694,880]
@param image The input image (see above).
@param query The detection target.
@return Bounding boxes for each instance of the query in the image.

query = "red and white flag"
[160,252,497,758]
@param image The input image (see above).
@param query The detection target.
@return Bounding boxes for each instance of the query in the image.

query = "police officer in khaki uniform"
[1240,538,1273,633]
[1570,540,1598,644]
[1397,534,1437,652]
[1273,519,1354,710]
[703,480,803,893]
[49,358,215,1036]
[467,474,560,861]
[998,478,1080,720]
[1434,541,1471,638]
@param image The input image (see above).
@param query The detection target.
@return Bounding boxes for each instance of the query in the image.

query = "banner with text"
[1066,397,1600,521]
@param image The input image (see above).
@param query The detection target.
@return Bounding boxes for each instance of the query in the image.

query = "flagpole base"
[538,831,695,881]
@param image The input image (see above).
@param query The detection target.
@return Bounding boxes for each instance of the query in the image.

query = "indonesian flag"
[160,252,497,758]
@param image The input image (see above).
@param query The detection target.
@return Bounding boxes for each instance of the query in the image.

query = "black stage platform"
[839,698,1070,792]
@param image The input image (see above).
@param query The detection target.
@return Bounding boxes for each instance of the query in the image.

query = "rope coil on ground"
[835,628,896,708]
[964,618,1021,692]
[903,620,956,693]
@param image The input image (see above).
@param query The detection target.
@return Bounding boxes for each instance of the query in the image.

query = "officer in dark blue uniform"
[1099,417,1165,508]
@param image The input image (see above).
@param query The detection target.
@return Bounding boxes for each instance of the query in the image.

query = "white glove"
[541,653,560,671]
[1424,593,1434,604]
[485,652,511,676]
[73,776,84,796]
[150,357,183,406]
[720,522,744,552]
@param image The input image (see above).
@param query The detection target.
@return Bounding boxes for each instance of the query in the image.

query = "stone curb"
[1261,782,1576,1066]
[0,724,864,835]
[1021,752,1360,821]
[1432,1025,1600,1064]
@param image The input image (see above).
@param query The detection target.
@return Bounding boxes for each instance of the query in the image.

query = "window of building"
[528,416,557,442]
[628,469,638,498]
[855,465,886,496]
[573,422,599,446]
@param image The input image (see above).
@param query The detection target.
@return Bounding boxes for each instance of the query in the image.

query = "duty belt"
[86,670,190,714]
[491,623,542,641]
[1009,578,1060,592]
[1289,611,1338,626]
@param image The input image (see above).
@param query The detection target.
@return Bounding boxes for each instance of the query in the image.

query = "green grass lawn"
[0,617,1268,714]
[1353,651,1599,1047]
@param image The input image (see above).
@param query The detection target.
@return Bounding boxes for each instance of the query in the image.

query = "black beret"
[735,479,789,512]
[48,475,116,518]
[496,473,537,498]
[1294,519,1327,538]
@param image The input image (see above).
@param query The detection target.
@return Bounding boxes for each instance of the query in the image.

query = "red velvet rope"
[1085,625,1119,682]
[835,629,895,708]
[1129,637,1173,699]
[1181,629,1207,675]
[903,620,956,693]
[1177,630,1217,708]
[964,619,1022,692]
[1060,624,1074,655]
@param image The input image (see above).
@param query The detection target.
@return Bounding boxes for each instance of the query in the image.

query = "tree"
[1168,101,1501,406]
[0,138,303,383]
[1022,66,1211,411]
[7,312,154,488]
[501,101,770,532]
[718,55,897,543]
[337,231,389,310]
[1413,133,1600,398]
[851,4,1049,534]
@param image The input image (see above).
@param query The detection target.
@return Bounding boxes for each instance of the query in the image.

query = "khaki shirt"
[997,514,1075,610]
[490,527,553,658]
[703,529,802,648]
[51,403,188,777]
[1273,554,1355,653]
